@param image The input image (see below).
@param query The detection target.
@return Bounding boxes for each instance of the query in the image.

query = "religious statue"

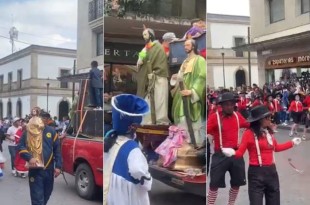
[26,107,45,168]
[183,19,206,39]
[171,39,206,146]
[136,26,170,125]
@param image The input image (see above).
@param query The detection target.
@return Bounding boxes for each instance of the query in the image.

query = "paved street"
[212,128,310,205]
[0,141,102,205]
[150,180,205,205]
[3,128,307,205]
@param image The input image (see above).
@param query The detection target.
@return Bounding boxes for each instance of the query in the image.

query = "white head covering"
[162,32,177,42]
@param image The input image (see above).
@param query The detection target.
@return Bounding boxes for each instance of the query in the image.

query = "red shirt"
[208,104,218,116]
[200,48,206,59]
[237,97,247,111]
[273,99,282,112]
[235,129,293,166]
[207,111,250,152]
[264,101,275,114]
[303,96,310,109]
[252,99,263,108]
[288,100,303,112]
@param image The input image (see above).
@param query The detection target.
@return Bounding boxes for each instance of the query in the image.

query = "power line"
[0,34,31,45]
[0,26,75,43]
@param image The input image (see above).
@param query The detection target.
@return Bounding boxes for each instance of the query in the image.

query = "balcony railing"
[89,0,103,22]
[104,0,205,25]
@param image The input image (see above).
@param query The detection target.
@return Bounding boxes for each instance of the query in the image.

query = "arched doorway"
[0,101,3,119]
[16,99,22,118]
[235,69,246,87]
[7,100,12,118]
[58,100,69,120]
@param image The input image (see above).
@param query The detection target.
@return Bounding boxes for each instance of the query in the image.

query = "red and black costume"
[273,98,282,124]
[288,100,303,124]
[234,129,293,205]
[252,98,263,108]
[303,95,310,128]
[237,97,249,118]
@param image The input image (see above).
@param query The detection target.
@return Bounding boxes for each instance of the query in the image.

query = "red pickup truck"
[60,79,103,200]
[61,135,103,199]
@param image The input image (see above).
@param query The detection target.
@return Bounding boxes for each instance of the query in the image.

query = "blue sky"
[0,0,77,58]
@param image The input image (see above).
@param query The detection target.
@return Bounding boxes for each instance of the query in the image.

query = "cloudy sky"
[0,0,250,59]
[207,0,250,16]
[0,0,77,58]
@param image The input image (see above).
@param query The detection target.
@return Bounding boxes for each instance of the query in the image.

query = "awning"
[57,70,103,83]
[232,31,310,52]
[57,73,90,83]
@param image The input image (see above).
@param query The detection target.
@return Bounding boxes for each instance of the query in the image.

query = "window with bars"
[7,100,12,117]
[0,75,3,92]
[17,69,22,89]
[60,69,70,88]
[16,100,22,118]
[234,37,245,57]
[89,0,103,22]
[97,32,103,56]
[301,0,310,14]
[269,0,285,23]
[8,72,12,91]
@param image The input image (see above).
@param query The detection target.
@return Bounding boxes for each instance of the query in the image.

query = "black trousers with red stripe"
[248,164,280,205]
[207,139,210,175]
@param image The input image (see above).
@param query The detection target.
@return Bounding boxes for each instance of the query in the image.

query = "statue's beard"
[144,38,151,43]
[186,48,193,54]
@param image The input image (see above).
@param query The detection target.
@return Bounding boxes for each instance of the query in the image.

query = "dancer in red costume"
[207,92,250,205]
[288,93,303,137]
[14,125,28,178]
[222,105,301,205]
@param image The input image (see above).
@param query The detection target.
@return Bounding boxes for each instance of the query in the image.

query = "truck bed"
[61,135,103,187]
[149,164,206,197]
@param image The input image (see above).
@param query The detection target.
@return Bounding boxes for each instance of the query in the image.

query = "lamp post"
[47,82,50,112]
[221,47,226,88]
[248,27,252,86]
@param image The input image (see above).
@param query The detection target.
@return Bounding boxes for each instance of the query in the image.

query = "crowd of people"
[207,77,310,139]
[206,74,310,204]
[0,114,68,173]
[0,108,67,204]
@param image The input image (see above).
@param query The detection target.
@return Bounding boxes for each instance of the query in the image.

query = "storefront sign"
[104,42,143,64]
[266,52,310,69]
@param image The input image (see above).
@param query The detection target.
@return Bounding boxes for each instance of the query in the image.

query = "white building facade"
[207,13,258,89]
[0,45,76,119]
[236,0,310,86]
[77,0,103,73]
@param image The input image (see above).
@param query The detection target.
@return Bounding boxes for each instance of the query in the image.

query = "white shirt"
[104,136,152,205]
[6,126,21,146]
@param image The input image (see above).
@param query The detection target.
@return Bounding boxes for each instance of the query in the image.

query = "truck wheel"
[75,163,97,200]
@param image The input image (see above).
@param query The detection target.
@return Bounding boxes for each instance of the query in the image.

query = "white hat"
[13,117,20,123]
[162,32,176,41]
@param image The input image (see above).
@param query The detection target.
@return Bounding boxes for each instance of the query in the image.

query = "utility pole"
[72,59,76,101]
[47,82,50,112]
[248,27,252,86]
[9,27,18,54]
[221,47,226,88]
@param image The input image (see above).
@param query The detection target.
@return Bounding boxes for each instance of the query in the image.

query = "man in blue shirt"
[89,61,103,110]
[18,111,62,205]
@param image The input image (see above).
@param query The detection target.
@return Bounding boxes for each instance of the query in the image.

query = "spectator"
[5,117,22,176]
